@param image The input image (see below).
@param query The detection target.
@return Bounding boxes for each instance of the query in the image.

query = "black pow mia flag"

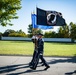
[37,8,66,26]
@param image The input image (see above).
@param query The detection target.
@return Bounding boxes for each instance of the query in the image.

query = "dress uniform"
[37,33,50,70]
[29,35,38,66]
[30,33,50,70]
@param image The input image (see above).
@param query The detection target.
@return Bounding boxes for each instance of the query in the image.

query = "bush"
[8,33,27,37]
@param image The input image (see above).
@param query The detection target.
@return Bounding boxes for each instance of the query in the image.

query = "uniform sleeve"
[38,39,44,53]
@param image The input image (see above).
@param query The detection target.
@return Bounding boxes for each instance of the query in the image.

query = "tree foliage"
[58,25,69,38]
[28,24,32,34]
[1,22,76,40]
[44,22,76,39]
[2,29,27,37]
[0,32,2,36]
[44,31,52,38]
[69,22,76,40]
[28,24,43,37]
[0,0,21,26]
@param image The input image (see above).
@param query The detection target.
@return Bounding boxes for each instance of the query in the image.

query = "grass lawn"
[0,41,76,56]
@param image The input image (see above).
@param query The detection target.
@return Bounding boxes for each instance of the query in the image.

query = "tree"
[44,31,57,38]
[69,22,76,42]
[0,0,21,26]
[28,24,32,34]
[15,29,27,37]
[0,32,2,40]
[27,24,33,37]
[0,32,2,36]
[2,29,15,36]
[51,31,57,38]
[62,25,69,38]
[44,31,52,38]
[3,29,27,37]
[44,32,50,38]
[28,24,43,37]
[58,27,64,38]
[9,32,27,37]
[58,25,69,38]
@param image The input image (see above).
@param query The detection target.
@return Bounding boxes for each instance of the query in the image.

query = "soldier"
[30,33,50,70]
[37,33,50,70]
[29,34,44,67]
[29,34,38,66]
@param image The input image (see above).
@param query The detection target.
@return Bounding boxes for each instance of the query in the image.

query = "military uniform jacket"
[37,38,44,54]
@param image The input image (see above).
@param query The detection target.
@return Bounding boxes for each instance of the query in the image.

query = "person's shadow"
[48,56,76,64]
[0,64,28,74]
[0,63,45,75]
[48,55,76,75]
[0,55,76,75]
[7,69,44,75]
[65,70,76,75]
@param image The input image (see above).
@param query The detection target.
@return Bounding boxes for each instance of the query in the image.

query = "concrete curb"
[0,54,76,58]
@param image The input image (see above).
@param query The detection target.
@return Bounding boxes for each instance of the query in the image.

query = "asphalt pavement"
[0,56,76,75]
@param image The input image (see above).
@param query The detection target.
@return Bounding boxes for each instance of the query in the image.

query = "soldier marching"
[29,33,50,70]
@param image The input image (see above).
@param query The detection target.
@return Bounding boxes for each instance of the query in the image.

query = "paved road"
[0,56,76,75]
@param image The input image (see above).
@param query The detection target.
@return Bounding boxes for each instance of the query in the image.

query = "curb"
[0,54,76,58]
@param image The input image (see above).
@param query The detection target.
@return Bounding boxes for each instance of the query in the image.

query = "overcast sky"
[0,0,76,33]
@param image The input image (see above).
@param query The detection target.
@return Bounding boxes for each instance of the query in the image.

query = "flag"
[37,8,66,26]
[31,14,53,30]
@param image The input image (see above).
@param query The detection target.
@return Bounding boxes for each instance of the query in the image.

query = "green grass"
[0,41,76,56]
[44,42,76,56]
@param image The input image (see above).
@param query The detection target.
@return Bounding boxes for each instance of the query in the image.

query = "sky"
[0,0,76,33]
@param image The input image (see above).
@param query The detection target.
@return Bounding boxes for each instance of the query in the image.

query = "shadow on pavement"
[0,64,29,74]
[48,56,76,75]
[48,56,76,64]
[7,69,45,75]
[65,70,76,75]
[0,56,76,75]
[0,63,45,75]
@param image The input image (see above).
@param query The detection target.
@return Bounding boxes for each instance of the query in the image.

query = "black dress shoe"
[30,66,36,70]
[29,62,32,66]
[44,66,50,70]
